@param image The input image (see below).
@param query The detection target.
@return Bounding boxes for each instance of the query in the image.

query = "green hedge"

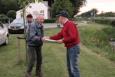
[94,19,113,25]
[111,20,115,27]
[44,19,56,23]
[94,19,115,27]
[0,14,9,23]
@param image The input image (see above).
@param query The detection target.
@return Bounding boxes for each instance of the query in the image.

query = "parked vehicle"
[0,22,9,45]
[8,18,25,34]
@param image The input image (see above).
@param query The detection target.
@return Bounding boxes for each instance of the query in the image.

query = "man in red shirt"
[43,10,80,77]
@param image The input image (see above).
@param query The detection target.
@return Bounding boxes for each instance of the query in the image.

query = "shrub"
[0,14,9,23]
[44,19,56,23]
[7,10,16,19]
[111,20,115,27]
[95,19,112,25]
[80,26,115,61]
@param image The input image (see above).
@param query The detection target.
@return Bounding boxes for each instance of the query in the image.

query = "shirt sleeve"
[50,30,63,40]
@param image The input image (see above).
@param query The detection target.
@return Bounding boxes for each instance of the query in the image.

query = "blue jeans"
[67,44,80,77]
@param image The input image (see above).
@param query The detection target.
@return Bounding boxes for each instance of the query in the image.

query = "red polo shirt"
[50,20,80,48]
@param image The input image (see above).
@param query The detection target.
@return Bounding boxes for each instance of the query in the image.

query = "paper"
[44,38,58,43]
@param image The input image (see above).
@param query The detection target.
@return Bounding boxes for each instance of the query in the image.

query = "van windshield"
[12,18,24,24]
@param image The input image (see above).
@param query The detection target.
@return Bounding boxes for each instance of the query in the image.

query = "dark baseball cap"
[56,10,69,18]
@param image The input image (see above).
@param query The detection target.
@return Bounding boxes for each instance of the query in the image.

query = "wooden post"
[22,8,28,63]
[109,41,115,52]
[16,35,22,64]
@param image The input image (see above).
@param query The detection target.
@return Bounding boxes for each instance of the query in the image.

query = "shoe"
[35,71,43,77]
[25,72,32,77]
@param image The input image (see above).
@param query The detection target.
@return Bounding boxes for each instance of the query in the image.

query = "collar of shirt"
[35,22,43,28]
[63,19,69,25]
[29,23,32,26]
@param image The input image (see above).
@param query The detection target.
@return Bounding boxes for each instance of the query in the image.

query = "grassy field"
[0,23,115,77]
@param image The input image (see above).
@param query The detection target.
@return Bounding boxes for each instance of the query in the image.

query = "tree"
[97,12,115,17]
[52,0,74,18]
[7,10,16,19]
[0,14,9,23]
[46,0,86,15]
[70,0,86,14]
[0,0,19,14]
[79,8,98,17]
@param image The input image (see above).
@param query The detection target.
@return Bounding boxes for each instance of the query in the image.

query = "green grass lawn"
[0,23,115,77]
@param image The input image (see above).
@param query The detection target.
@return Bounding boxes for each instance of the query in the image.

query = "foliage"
[7,10,16,19]
[97,12,115,17]
[78,8,98,17]
[95,19,111,25]
[70,0,86,14]
[0,14,9,23]
[94,19,113,25]
[111,20,115,27]
[52,0,74,18]
[52,0,86,17]
[44,19,56,23]
[0,0,19,14]
[80,23,115,61]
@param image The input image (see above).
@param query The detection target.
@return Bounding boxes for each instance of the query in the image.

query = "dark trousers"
[67,44,80,77]
[27,46,42,73]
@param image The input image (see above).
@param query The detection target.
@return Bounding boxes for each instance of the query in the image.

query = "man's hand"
[42,36,63,44]
[42,36,50,41]
[56,40,63,44]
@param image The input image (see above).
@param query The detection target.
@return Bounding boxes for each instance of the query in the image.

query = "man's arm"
[50,31,63,40]
[42,30,63,43]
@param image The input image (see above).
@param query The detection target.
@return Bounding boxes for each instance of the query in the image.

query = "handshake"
[42,36,50,41]
[42,36,63,44]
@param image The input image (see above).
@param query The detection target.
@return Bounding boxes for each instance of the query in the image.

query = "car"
[8,18,25,34]
[0,22,9,45]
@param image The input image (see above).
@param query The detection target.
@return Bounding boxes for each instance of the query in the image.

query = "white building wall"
[16,1,49,19]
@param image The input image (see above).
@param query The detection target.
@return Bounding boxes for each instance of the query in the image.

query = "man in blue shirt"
[25,14,44,77]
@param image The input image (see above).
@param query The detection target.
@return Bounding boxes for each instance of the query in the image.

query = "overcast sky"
[79,0,115,14]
